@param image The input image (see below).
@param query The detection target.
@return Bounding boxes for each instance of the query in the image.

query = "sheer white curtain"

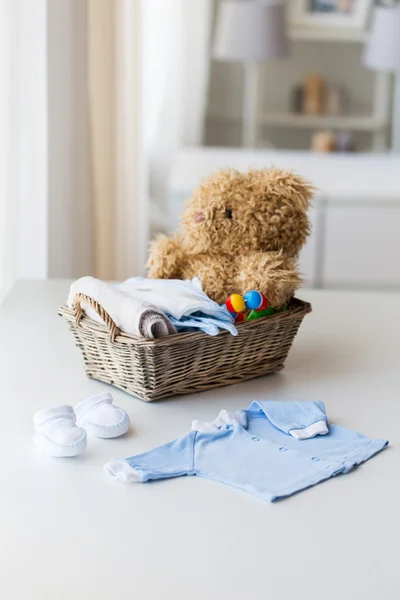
[143,0,214,233]
[88,0,213,267]
[88,0,148,280]
[0,0,213,298]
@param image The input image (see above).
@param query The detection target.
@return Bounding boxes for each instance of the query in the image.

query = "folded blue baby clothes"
[104,401,388,502]
[167,312,238,336]
[119,277,237,336]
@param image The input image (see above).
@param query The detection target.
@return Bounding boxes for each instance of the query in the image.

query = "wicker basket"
[59,294,311,402]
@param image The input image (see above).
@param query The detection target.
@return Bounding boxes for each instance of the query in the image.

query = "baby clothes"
[104,400,388,502]
[68,277,177,338]
[167,312,237,336]
[119,277,237,336]
[120,277,231,321]
[253,400,329,440]
[191,409,247,433]
[68,276,237,337]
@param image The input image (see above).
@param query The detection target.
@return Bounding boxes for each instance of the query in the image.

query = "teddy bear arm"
[146,234,186,280]
[235,252,302,308]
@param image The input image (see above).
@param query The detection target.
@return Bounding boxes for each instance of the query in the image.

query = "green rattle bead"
[246,306,276,320]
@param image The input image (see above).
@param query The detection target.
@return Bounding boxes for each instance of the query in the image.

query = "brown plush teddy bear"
[147,167,313,308]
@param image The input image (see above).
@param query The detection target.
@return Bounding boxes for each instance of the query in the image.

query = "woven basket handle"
[72,293,120,342]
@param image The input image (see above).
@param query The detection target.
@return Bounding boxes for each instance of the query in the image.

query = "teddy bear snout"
[193,212,206,224]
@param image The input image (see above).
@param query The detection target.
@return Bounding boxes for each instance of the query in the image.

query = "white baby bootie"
[74,392,130,439]
[33,405,87,458]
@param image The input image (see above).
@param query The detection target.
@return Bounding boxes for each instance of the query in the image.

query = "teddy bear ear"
[250,168,314,211]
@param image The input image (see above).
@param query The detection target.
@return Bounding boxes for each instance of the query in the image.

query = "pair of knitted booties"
[33,392,130,457]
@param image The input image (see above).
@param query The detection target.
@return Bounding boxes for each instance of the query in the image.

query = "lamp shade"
[213,1,290,62]
[363,5,400,72]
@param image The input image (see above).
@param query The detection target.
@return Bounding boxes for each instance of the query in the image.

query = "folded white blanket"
[68,277,177,338]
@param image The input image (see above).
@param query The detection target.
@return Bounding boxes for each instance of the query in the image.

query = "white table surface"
[1,280,399,600]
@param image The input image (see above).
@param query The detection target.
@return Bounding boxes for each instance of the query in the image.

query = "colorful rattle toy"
[244,290,272,320]
[224,294,246,323]
[243,290,268,311]
[224,291,271,324]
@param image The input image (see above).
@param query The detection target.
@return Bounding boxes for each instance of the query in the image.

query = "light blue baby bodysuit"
[105,401,388,502]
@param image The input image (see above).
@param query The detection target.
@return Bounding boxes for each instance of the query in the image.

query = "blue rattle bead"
[244,290,263,310]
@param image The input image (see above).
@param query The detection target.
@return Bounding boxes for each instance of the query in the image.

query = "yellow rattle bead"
[226,293,246,314]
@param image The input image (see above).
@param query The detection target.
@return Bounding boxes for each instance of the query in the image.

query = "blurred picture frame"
[289,0,373,30]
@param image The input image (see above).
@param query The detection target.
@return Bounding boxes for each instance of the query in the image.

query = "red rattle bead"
[234,312,246,323]
[257,293,269,312]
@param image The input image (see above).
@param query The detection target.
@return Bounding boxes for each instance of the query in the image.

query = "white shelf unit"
[255,31,392,152]
[260,113,386,132]
[289,26,366,43]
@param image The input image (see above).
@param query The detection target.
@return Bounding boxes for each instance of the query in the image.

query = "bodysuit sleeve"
[104,430,196,483]
[248,400,329,440]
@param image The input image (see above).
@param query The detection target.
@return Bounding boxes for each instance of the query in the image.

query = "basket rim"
[58,296,312,347]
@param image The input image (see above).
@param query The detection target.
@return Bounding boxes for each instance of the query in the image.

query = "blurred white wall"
[5,0,92,289]
[15,0,48,281]
[0,0,18,302]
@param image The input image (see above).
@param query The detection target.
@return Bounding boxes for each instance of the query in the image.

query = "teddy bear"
[147,167,313,308]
